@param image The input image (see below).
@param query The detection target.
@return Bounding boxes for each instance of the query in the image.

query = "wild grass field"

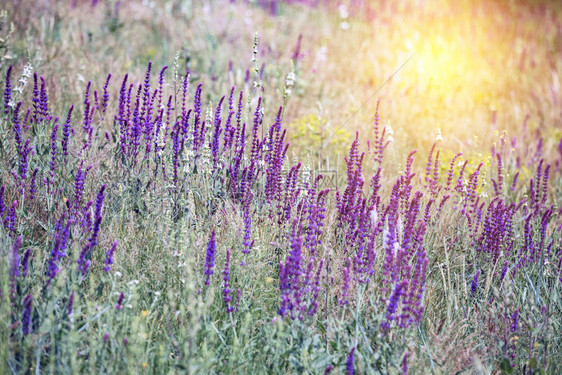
[1,0,561,373]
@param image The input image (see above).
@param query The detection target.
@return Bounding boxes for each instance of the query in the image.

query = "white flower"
[338,4,349,19]
[383,228,392,249]
[370,207,378,224]
[285,71,296,87]
[435,127,443,142]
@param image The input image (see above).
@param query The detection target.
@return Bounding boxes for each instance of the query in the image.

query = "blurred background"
[2,0,561,172]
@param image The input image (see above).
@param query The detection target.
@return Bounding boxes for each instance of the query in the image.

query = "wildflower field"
[1,0,561,373]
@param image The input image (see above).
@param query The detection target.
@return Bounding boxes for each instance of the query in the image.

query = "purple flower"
[21,248,31,277]
[101,73,111,114]
[32,73,40,124]
[10,235,22,280]
[445,153,462,191]
[471,269,481,298]
[193,83,203,123]
[141,61,152,115]
[22,293,33,336]
[29,168,38,200]
[48,215,72,282]
[116,292,124,311]
[339,258,351,306]
[402,351,409,375]
[180,68,190,119]
[68,291,75,316]
[77,185,106,275]
[223,248,234,313]
[104,240,118,272]
[0,184,5,218]
[39,76,50,122]
[541,164,550,206]
[235,288,241,312]
[382,280,408,334]
[242,206,254,256]
[82,81,92,135]
[278,221,305,318]
[50,122,59,181]
[346,347,355,375]
[19,138,33,183]
[157,66,167,111]
[62,105,74,159]
[22,108,31,133]
[89,185,106,247]
[211,96,225,169]
[9,235,22,306]
[4,65,12,115]
[511,310,519,332]
[204,231,217,285]
[72,162,92,213]
[117,74,129,154]
[4,200,17,234]
[495,153,504,196]
[223,87,236,150]
[12,102,21,153]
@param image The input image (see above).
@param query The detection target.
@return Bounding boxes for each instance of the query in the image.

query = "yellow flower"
[266,277,273,284]
[142,362,148,368]
[141,310,149,318]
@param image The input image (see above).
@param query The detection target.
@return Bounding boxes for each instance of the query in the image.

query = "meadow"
[1,0,561,373]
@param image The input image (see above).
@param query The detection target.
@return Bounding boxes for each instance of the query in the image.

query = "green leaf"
[500,358,513,374]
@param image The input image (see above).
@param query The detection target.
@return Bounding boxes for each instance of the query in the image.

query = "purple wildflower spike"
[21,248,31,277]
[22,293,33,335]
[12,101,22,151]
[101,73,111,114]
[4,65,12,115]
[402,351,409,375]
[77,185,106,275]
[62,105,73,159]
[68,291,75,316]
[157,66,167,111]
[511,310,519,332]
[10,235,21,281]
[223,248,234,313]
[382,280,408,334]
[471,269,481,298]
[346,347,355,375]
[204,231,217,285]
[116,292,124,311]
[32,73,40,124]
[104,240,118,272]
[4,200,17,234]
[39,76,50,122]
[50,122,59,182]
[339,258,351,306]
[0,185,5,217]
